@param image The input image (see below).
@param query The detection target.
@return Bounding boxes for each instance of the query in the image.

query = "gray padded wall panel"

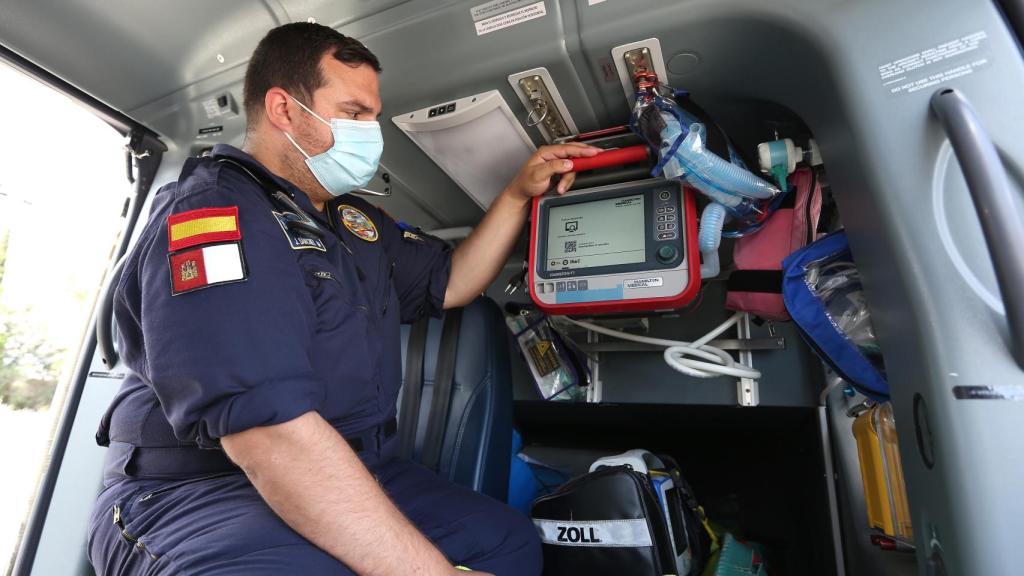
[563,0,1024,573]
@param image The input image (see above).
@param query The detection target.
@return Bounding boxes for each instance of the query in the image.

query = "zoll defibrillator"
[529,178,700,315]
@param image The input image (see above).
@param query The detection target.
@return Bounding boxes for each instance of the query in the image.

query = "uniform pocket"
[303,265,368,331]
[136,471,242,503]
[302,264,384,419]
[118,473,251,563]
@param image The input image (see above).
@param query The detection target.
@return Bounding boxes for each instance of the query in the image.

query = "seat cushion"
[399,297,513,501]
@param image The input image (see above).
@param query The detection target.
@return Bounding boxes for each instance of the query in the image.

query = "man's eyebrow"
[335,100,374,113]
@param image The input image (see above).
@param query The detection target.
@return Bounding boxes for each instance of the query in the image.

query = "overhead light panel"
[393,90,536,209]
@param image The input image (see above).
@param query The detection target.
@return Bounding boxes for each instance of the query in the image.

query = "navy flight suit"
[87,144,541,575]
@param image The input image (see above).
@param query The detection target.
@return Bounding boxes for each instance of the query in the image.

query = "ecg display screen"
[545,194,646,271]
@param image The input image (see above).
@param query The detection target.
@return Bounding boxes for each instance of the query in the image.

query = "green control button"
[656,245,678,263]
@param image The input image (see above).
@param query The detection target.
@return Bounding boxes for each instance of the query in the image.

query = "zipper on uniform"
[112,504,159,560]
[382,261,395,316]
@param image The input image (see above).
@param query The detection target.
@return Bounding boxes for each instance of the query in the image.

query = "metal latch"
[622,46,654,91]
[508,68,578,143]
[610,39,670,106]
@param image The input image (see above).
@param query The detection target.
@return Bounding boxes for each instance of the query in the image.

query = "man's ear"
[263,87,296,132]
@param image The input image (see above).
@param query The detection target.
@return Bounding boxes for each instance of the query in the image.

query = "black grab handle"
[96,255,127,368]
[931,88,1024,369]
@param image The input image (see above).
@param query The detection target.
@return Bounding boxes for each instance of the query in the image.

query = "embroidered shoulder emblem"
[339,205,378,242]
[166,206,247,295]
[272,211,327,252]
[167,206,240,251]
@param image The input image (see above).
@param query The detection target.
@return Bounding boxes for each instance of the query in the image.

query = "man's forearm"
[444,189,529,308]
[222,412,453,575]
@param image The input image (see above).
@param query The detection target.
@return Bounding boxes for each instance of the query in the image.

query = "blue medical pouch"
[782,231,889,400]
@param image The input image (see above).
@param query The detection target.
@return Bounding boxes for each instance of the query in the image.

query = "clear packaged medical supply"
[783,231,889,399]
[505,306,588,402]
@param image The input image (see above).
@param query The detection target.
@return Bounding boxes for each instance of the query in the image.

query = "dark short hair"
[243,22,381,126]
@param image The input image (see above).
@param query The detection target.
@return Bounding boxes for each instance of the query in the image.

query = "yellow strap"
[699,506,719,551]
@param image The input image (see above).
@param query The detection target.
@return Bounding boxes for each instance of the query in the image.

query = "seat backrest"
[399,297,513,501]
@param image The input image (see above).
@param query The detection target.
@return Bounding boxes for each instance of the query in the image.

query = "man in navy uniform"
[88,22,597,576]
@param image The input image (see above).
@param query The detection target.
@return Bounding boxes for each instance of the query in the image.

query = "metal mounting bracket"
[736,312,760,406]
[508,68,577,143]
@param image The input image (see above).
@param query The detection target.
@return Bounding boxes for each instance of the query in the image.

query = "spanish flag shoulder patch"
[167,206,240,251]
[167,206,247,295]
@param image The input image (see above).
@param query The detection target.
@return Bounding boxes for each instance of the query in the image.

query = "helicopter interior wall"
[6,0,1024,574]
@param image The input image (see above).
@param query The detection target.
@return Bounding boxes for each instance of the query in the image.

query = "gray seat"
[399,296,514,501]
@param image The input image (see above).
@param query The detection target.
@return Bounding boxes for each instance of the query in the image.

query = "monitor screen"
[545,194,646,271]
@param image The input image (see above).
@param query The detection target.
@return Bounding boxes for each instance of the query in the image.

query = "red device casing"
[528,185,702,316]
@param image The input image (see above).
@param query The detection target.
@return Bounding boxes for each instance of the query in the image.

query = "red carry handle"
[569,145,650,172]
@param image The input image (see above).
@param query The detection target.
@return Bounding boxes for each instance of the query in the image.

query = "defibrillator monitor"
[529,179,700,314]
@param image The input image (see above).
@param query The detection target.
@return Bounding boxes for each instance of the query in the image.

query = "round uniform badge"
[339,205,378,242]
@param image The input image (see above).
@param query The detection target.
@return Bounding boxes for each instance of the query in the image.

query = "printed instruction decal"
[878,30,991,97]
[472,0,546,36]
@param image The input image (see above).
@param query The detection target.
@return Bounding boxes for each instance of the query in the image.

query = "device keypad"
[652,187,679,244]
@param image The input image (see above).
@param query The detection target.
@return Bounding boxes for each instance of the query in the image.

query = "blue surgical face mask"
[282,95,383,196]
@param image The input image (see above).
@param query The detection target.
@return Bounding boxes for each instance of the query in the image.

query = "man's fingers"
[557,171,576,194]
[536,143,600,162]
[532,158,574,184]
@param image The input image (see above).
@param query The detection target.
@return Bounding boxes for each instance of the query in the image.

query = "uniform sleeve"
[377,209,452,324]
[134,181,322,446]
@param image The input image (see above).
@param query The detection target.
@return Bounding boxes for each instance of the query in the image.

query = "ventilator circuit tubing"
[659,120,779,207]
[698,203,728,278]
[657,117,781,279]
[564,312,761,380]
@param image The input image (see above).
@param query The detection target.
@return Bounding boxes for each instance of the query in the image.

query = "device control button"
[657,207,667,214]
[665,206,676,214]
[657,223,667,231]
[566,280,577,291]
[545,282,555,293]
[446,103,456,113]
[657,245,678,263]
[577,280,588,291]
[659,191,671,201]
[536,282,546,294]
[657,215,667,222]
[556,281,566,292]
[428,107,438,117]
[666,213,676,221]
[657,232,677,240]
[666,222,676,231]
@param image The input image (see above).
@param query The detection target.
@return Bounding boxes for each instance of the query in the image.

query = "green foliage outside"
[0,230,65,410]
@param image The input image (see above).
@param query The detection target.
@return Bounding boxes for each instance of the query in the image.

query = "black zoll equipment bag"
[530,449,707,576]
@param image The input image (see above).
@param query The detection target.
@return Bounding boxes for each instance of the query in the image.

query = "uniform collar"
[210,144,325,220]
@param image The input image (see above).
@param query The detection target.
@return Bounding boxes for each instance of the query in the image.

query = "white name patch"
[533,518,653,548]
